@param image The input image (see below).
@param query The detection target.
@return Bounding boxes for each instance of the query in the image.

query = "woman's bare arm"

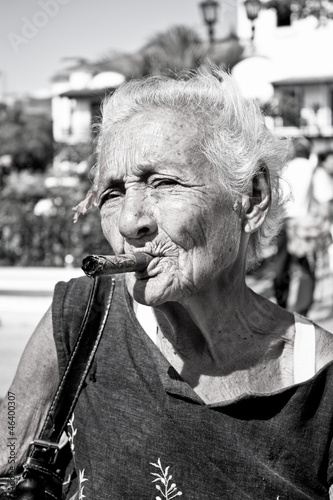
[0,306,58,474]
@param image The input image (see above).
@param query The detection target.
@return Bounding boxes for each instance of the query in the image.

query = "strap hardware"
[28,439,60,464]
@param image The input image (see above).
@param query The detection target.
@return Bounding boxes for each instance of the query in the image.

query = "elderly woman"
[1,69,333,499]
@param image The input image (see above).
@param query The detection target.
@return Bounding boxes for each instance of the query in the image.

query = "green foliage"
[0,103,53,172]
[54,141,95,165]
[0,176,111,267]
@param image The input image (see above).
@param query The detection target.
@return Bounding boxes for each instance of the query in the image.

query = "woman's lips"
[135,256,160,279]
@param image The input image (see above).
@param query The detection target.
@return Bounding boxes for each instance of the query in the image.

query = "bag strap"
[26,275,115,467]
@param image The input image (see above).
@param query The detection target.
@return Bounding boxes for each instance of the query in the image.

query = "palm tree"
[140,25,207,77]
[87,50,144,80]
[208,33,246,71]
[89,25,246,80]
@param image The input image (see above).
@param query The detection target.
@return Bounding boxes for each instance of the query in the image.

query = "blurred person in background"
[1,71,333,499]
[313,150,333,270]
[312,150,333,220]
[273,138,331,315]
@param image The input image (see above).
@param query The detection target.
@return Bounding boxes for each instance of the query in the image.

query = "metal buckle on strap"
[28,439,60,464]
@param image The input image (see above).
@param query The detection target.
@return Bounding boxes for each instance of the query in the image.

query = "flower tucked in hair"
[72,189,97,223]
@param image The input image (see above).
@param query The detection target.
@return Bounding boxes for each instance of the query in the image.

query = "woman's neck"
[155,271,249,355]
[152,271,294,374]
[134,272,295,401]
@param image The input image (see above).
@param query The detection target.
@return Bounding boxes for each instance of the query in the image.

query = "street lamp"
[244,0,261,41]
[199,0,219,44]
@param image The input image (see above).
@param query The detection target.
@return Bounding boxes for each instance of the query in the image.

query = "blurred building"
[42,1,333,153]
[234,1,333,152]
[51,58,125,144]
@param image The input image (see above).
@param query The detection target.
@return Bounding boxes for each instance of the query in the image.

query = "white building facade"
[51,61,125,145]
[233,2,333,152]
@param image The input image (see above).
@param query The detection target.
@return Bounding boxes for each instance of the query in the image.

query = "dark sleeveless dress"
[52,275,333,499]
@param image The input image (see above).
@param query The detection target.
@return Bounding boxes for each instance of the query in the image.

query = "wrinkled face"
[97,110,243,306]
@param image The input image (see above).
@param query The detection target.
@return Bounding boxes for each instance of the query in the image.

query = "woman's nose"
[119,191,157,240]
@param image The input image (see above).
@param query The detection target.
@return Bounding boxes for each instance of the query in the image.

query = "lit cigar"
[81,252,154,278]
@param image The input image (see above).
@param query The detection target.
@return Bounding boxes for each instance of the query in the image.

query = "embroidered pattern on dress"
[150,458,183,499]
[67,414,89,500]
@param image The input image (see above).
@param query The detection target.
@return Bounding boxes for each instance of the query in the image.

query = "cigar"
[81,252,154,278]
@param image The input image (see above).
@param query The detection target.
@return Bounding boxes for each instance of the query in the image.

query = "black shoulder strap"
[28,275,115,460]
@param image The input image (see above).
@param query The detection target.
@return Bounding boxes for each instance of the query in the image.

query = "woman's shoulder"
[314,322,333,372]
[54,274,124,300]
[292,312,333,375]
[52,274,126,336]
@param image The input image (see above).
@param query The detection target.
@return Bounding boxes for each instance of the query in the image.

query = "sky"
[1,0,236,96]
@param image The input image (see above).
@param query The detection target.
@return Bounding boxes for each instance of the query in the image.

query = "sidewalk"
[0,264,333,399]
[0,267,82,397]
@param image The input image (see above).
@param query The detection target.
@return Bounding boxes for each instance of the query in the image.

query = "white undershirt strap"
[135,302,158,344]
[293,312,316,384]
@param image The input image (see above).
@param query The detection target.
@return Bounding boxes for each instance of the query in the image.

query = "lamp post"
[244,0,261,41]
[199,0,219,45]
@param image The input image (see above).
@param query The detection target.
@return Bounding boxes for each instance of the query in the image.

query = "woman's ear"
[242,165,271,234]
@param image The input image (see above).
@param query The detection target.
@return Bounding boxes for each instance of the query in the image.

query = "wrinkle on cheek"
[159,201,208,250]
[177,216,208,250]
[100,210,124,252]
[191,220,208,247]
[159,217,207,253]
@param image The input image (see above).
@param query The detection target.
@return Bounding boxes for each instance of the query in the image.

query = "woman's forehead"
[101,110,201,161]
[98,110,210,184]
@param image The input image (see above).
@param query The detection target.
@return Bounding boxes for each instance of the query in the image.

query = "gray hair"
[95,68,290,269]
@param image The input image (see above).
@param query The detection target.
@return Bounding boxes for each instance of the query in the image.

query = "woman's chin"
[126,272,181,307]
[131,279,167,307]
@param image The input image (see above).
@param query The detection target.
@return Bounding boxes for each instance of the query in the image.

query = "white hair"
[94,68,290,268]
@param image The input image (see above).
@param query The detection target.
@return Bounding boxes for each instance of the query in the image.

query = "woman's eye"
[99,190,123,207]
[153,179,178,188]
